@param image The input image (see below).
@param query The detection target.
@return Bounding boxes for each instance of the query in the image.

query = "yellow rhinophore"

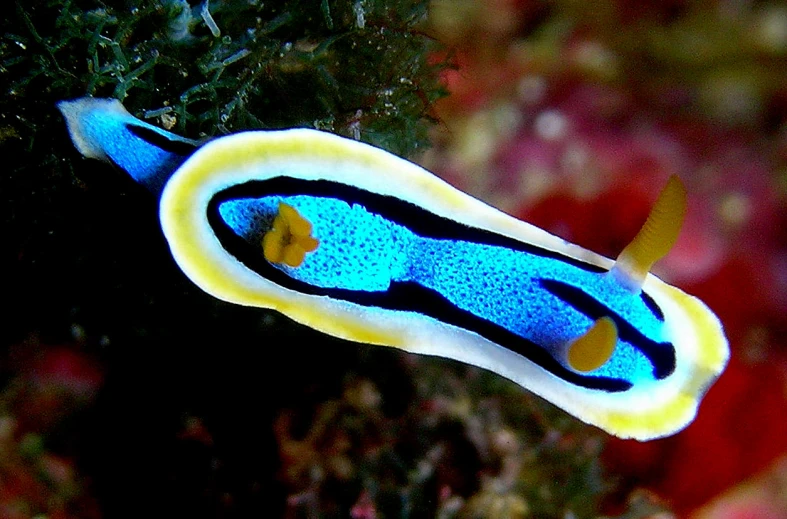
[612,176,687,291]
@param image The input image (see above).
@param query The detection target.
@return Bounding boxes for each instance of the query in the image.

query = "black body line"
[205,177,641,392]
[539,279,676,379]
[212,178,610,272]
[126,123,199,157]
[641,292,665,321]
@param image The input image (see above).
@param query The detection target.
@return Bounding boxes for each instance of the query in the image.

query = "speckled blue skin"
[60,98,663,384]
[219,195,665,384]
[58,98,195,193]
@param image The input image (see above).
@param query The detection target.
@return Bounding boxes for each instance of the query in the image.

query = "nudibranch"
[58,97,728,440]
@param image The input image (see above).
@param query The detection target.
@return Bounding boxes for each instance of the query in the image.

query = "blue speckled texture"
[60,99,192,193]
[219,195,666,384]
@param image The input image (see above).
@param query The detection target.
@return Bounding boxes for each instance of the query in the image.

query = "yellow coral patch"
[262,202,319,267]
